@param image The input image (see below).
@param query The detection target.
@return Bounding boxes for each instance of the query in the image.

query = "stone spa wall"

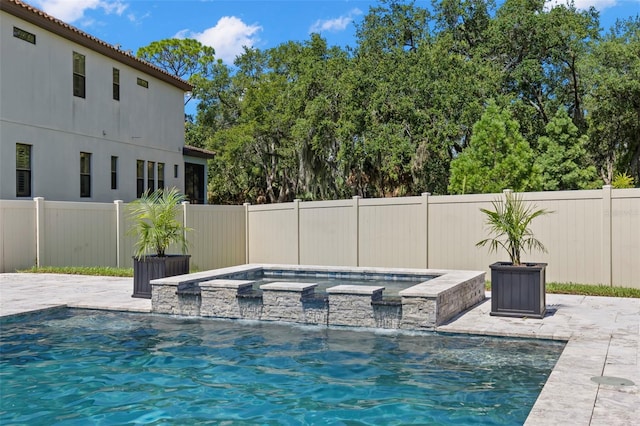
[151,264,485,330]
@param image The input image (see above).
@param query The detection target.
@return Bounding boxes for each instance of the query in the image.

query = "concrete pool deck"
[0,273,637,425]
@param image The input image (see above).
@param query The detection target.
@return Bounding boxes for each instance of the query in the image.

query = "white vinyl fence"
[0,198,246,274]
[1,187,638,288]
[245,187,639,288]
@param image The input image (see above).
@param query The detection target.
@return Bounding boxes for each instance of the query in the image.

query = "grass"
[17,266,640,298]
[19,266,133,277]
[546,283,640,298]
[485,281,640,298]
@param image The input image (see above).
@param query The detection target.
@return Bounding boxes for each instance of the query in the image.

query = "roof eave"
[183,146,216,159]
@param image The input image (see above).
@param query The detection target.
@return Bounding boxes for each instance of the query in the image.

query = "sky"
[26,0,640,66]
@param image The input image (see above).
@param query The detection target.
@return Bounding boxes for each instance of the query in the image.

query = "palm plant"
[477,192,551,266]
[128,188,191,259]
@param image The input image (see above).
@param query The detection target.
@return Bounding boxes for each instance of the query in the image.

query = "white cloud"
[33,0,127,23]
[310,16,351,33]
[309,8,362,34]
[127,11,150,24]
[572,0,619,9]
[546,0,619,11]
[175,16,262,64]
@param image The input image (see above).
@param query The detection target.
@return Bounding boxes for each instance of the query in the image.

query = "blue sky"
[27,0,640,65]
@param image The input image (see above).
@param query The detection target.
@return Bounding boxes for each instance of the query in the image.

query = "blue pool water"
[0,309,564,425]
[250,277,420,297]
[222,267,432,296]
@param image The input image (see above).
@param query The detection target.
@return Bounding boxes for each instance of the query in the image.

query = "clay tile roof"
[1,0,192,91]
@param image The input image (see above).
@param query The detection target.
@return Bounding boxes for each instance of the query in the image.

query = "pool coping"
[149,262,486,298]
[0,272,637,425]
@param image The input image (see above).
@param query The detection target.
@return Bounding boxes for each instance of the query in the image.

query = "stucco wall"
[0,10,186,202]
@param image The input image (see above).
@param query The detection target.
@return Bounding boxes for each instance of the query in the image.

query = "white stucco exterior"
[0,0,210,202]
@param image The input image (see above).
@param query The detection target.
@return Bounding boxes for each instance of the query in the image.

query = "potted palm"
[477,191,552,318]
[128,188,191,298]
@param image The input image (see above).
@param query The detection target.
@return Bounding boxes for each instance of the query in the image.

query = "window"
[112,68,120,100]
[80,152,91,197]
[16,144,31,197]
[137,77,148,88]
[111,156,118,189]
[13,27,36,44]
[73,52,86,98]
[137,160,144,198]
[174,164,179,178]
[147,161,155,192]
[158,162,165,190]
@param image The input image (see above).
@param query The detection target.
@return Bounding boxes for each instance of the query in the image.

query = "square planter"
[132,255,190,299]
[490,262,546,319]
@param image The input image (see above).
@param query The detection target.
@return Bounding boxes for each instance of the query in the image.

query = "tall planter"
[132,255,190,299]
[490,262,546,318]
[128,189,191,299]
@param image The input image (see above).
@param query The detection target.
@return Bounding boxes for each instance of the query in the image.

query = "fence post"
[182,201,190,251]
[422,192,430,269]
[353,196,360,267]
[114,200,124,268]
[34,197,45,268]
[602,185,612,286]
[244,202,251,264]
[294,199,301,265]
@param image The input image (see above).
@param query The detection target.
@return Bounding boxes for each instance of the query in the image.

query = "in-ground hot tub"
[151,264,485,330]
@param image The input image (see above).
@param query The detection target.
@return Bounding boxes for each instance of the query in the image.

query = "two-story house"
[0,0,213,203]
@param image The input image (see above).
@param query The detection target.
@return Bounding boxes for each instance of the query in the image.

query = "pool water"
[223,268,431,297]
[251,277,421,297]
[0,309,565,425]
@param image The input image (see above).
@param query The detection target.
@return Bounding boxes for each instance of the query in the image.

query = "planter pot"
[490,262,547,319]
[132,255,190,299]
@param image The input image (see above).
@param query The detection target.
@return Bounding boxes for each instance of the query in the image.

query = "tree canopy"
[136,38,219,106]
[137,0,640,203]
[448,102,541,194]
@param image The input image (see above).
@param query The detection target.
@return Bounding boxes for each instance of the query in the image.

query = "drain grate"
[590,376,635,386]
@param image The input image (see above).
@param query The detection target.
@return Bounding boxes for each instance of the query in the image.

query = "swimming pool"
[0,309,565,424]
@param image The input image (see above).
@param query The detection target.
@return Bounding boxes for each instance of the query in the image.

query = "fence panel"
[299,199,357,266]
[117,202,137,269]
[611,189,640,288]
[42,201,116,267]
[525,190,604,285]
[358,196,427,268]
[428,193,495,272]
[247,204,298,264]
[186,204,246,271]
[0,200,36,272]
[428,191,608,285]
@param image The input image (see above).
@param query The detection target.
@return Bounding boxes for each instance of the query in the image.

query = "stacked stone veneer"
[399,271,486,328]
[200,280,256,319]
[261,282,328,325]
[328,285,384,328]
[151,265,485,330]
